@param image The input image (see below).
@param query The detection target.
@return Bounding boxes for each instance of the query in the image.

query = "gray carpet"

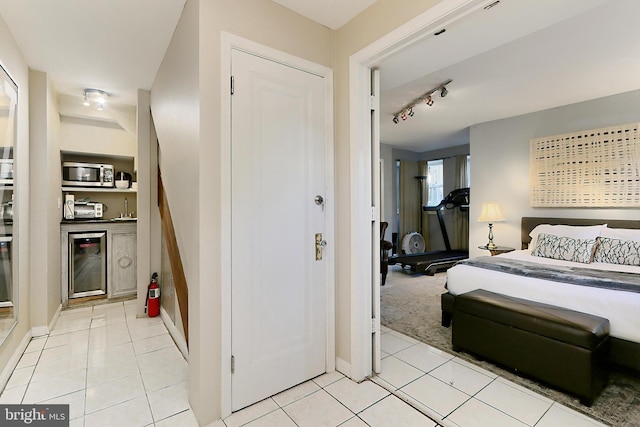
[380,266,640,427]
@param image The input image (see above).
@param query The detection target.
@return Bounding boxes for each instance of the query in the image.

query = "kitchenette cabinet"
[61,220,137,305]
[109,229,137,298]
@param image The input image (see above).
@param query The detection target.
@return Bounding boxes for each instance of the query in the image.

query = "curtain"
[452,155,469,250]
[419,160,430,251]
[399,161,420,250]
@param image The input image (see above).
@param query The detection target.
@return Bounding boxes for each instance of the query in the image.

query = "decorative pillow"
[593,237,640,266]
[528,224,605,251]
[531,233,598,263]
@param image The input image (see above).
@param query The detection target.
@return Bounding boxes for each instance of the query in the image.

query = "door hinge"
[371,206,378,222]
[231,355,235,373]
[231,76,235,95]
[370,95,377,111]
[371,318,376,333]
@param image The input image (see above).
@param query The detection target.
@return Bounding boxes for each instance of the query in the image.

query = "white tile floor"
[0,300,195,427]
[0,301,607,426]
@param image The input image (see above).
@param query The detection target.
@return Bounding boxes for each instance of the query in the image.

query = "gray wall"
[469,89,640,257]
[380,143,470,252]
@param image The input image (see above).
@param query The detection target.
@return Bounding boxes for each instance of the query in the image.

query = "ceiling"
[271,0,379,30]
[377,0,640,152]
[0,0,186,107]
[0,0,638,153]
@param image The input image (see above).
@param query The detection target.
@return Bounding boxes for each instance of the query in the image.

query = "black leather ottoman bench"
[452,289,610,405]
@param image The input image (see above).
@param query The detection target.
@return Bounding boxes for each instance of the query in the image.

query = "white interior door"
[231,48,327,411]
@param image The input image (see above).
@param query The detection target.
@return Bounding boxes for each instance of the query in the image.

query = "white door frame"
[221,32,335,417]
[348,0,499,381]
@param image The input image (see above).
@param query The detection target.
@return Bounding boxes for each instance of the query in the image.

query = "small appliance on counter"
[73,201,104,219]
[63,196,104,220]
[0,200,12,221]
[0,158,13,186]
[0,147,13,186]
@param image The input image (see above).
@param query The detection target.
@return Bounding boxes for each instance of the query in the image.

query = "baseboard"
[335,357,350,377]
[30,326,49,337]
[47,305,62,334]
[160,307,188,360]
[0,331,32,393]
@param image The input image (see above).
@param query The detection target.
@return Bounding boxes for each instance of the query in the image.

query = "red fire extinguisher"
[146,272,160,317]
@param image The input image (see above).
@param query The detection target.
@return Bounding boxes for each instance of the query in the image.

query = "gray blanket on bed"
[457,256,640,293]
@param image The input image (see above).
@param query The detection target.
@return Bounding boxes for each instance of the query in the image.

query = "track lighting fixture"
[392,79,452,124]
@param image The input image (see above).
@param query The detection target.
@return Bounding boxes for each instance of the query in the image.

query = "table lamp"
[477,203,505,249]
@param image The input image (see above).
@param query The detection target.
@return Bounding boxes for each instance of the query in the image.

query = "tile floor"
[0,301,606,426]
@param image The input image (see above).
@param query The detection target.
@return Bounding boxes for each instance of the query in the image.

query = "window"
[426,159,443,206]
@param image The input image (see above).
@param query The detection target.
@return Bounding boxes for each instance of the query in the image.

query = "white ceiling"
[0,0,186,106]
[271,0,379,29]
[377,0,640,152]
[0,0,638,154]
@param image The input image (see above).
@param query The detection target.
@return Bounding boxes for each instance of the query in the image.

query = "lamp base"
[486,223,496,249]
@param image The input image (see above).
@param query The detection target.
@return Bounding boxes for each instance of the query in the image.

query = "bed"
[443,217,640,373]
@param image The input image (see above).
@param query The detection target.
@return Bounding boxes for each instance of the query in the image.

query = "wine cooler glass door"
[69,232,106,298]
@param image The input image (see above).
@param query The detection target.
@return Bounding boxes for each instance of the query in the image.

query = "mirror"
[0,63,17,343]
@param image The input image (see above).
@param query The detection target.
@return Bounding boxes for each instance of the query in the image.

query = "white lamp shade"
[477,203,505,223]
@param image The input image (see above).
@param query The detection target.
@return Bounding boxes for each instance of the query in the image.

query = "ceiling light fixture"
[83,88,110,110]
[391,79,452,124]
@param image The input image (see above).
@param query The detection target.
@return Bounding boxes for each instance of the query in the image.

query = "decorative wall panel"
[530,123,640,207]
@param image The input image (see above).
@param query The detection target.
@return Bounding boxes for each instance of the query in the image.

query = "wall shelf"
[62,186,137,193]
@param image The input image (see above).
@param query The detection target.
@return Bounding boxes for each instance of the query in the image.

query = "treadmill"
[388,187,469,275]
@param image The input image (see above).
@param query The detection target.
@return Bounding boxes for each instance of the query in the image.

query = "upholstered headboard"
[521,217,640,250]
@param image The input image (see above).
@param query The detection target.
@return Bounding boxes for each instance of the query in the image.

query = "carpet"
[380,266,640,427]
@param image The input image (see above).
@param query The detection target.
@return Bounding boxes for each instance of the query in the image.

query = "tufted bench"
[452,289,610,405]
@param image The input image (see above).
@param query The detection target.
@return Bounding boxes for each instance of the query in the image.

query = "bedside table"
[478,245,515,256]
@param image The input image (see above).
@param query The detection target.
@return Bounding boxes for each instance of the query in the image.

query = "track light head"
[392,115,399,124]
[440,86,448,98]
[424,95,434,106]
[408,108,414,117]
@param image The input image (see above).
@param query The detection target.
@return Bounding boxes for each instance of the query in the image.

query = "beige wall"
[151,0,202,419]
[29,70,61,330]
[151,0,334,423]
[59,116,136,159]
[333,0,443,367]
[0,13,30,381]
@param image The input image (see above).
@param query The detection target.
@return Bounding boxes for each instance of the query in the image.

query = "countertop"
[61,218,137,224]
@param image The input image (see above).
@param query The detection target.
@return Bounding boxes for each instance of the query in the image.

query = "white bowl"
[115,180,129,189]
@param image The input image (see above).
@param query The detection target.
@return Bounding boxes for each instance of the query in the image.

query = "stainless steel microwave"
[62,162,114,187]
[0,159,13,185]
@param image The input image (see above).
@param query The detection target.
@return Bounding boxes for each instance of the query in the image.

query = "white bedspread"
[446,250,640,343]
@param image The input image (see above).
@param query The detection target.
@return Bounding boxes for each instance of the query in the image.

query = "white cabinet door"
[109,231,137,297]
